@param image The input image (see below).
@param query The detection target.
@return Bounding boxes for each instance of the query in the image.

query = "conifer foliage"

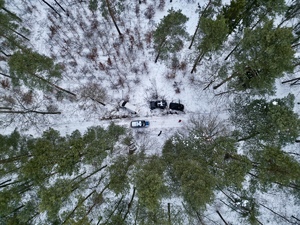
[8,48,62,90]
[230,94,300,146]
[153,8,188,63]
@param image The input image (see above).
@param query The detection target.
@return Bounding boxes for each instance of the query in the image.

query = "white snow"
[1,0,300,224]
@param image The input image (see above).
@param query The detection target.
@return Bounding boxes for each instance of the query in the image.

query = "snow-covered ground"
[1,0,300,224]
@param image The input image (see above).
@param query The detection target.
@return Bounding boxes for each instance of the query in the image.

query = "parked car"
[169,102,184,111]
[130,120,150,128]
[150,100,167,110]
[120,100,138,114]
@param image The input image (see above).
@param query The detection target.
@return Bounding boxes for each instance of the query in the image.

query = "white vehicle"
[119,100,138,114]
[130,120,149,128]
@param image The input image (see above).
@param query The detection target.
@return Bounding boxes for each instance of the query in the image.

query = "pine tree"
[99,0,125,27]
[230,94,300,146]
[221,0,286,33]
[0,6,29,42]
[191,16,228,73]
[39,179,73,223]
[89,0,98,13]
[162,115,249,210]
[251,146,300,190]
[8,48,62,90]
[0,0,22,22]
[214,20,295,93]
[57,130,83,175]
[221,0,246,33]
[189,0,222,49]
[153,8,188,63]
[108,155,136,195]
[135,155,166,212]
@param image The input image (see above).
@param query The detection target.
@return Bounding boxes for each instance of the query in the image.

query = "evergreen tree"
[57,130,83,176]
[162,115,249,210]
[214,21,295,93]
[0,2,29,43]
[100,0,124,36]
[153,8,188,63]
[8,48,62,90]
[20,128,64,184]
[191,16,228,73]
[221,0,246,33]
[252,146,300,189]
[39,179,74,223]
[222,0,287,33]
[189,0,222,49]
[0,0,22,22]
[89,0,98,13]
[135,155,166,212]
[230,94,300,146]
[108,154,136,195]
[222,188,262,225]
[82,123,125,164]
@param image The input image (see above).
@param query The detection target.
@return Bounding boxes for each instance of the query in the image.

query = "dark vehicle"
[150,100,167,110]
[169,102,184,111]
[130,120,150,128]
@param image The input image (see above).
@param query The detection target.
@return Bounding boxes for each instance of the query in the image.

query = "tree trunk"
[0,33,23,49]
[216,210,229,225]
[89,97,106,106]
[213,73,237,90]
[259,203,293,224]
[5,65,75,96]
[0,24,30,41]
[217,187,236,203]
[26,212,40,224]
[214,90,234,96]
[71,171,87,182]
[81,183,110,219]
[237,132,259,142]
[181,202,206,225]
[285,151,300,157]
[292,215,300,223]
[203,80,214,90]
[62,190,96,224]
[188,0,212,49]
[72,165,107,191]
[54,0,66,12]
[167,203,171,225]
[224,42,240,60]
[0,72,11,78]
[41,0,62,17]
[154,39,167,63]
[1,7,22,21]
[282,77,300,84]
[248,172,300,191]
[225,15,265,60]
[8,204,25,215]
[0,180,31,191]
[0,110,61,114]
[0,179,12,187]
[0,153,31,164]
[0,49,11,57]
[0,107,12,110]
[154,50,161,63]
[105,0,122,36]
[29,72,76,97]
[103,195,124,225]
[134,204,139,225]
[123,187,136,221]
[191,52,205,73]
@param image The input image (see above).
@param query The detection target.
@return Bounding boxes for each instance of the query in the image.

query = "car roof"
[170,102,184,110]
[170,102,183,106]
